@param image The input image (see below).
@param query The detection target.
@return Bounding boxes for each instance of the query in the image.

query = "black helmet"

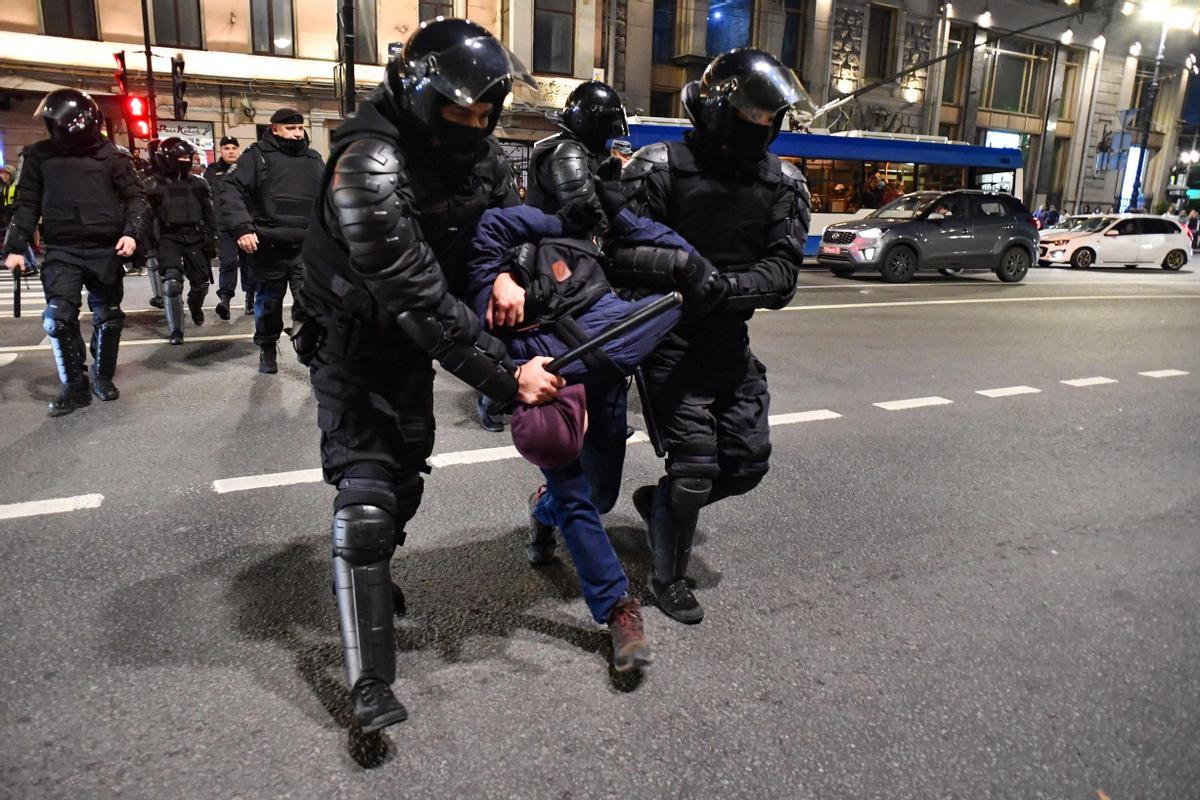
[682,48,814,160]
[35,88,103,148]
[157,136,195,178]
[384,18,537,143]
[560,81,628,156]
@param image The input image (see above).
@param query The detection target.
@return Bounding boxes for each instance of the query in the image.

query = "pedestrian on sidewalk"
[2,89,147,415]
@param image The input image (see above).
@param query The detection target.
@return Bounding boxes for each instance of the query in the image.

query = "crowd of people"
[2,20,815,734]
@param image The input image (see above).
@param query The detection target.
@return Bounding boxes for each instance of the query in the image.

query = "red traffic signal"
[113,51,128,96]
[124,96,152,139]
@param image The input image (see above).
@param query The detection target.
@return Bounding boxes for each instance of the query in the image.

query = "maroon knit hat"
[510,384,587,469]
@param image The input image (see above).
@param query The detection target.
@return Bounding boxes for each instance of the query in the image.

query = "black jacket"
[143,172,218,255]
[218,131,324,246]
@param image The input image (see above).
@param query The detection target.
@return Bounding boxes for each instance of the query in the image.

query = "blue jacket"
[467,205,692,380]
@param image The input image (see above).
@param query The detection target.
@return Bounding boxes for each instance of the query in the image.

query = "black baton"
[544,291,682,374]
[10,267,20,319]
[633,366,666,458]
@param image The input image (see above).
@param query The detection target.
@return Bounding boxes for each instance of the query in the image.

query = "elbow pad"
[395,309,518,402]
[607,245,689,289]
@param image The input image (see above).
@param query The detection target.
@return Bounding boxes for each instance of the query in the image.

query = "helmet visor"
[705,65,816,127]
[418,36,539,107]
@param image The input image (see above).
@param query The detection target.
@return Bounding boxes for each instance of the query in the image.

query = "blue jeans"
[533,381,630,623]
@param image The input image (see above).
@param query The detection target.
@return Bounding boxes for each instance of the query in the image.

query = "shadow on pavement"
[100,522,720,768]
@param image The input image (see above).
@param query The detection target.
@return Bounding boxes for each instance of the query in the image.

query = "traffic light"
[114,51,128,96]
[170,55,187,120]
[125,96,152,139]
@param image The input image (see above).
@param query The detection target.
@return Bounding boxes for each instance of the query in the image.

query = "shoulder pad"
[779,158,804,184]
[336,136,405,176]
[551,139,590,160]
[622,142,670,182]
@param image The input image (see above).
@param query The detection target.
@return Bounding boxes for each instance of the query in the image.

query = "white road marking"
[976,385,1042,398]
[1139,369,1189,378]
[1061,376,1118,387]
[779,294,1200,312]
[212,468,323,494]
[873,396,954,411]
[0,353,17,367]
[769,409,843,424]
[0,493,104,521]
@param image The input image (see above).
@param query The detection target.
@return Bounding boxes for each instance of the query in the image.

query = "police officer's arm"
[3,153,40,261]
[489,148,522,209]
[330,138,558,403]
[111,152,149,247]
[545,140,598,210]
[718,166,811,312]
[219,148,261,238]
[139,176,161,261]
[621,144,672,221]
[197,177,219,255]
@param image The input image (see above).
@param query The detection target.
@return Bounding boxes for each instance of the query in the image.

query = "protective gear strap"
[331,504,398,688]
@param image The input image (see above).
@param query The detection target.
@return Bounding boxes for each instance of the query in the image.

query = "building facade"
[0,0,1195,210]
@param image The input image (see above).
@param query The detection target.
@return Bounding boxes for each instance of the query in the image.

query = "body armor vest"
[161,179,203,228]
[40,150,124,244]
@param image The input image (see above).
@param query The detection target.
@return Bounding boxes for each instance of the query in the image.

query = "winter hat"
[510,383,587,469]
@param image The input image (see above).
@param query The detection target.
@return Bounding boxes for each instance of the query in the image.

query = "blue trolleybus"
[625,118,1025,257]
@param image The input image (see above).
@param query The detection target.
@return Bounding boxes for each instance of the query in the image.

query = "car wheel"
[937,267,963,277]
[829,264,856,277]
[1162,249,1187,271]
[996,246,1030,282]
[1069,248,1095,270]
[879,245,918,283]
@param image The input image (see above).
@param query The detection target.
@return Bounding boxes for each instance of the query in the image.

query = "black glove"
[595,156,624,182]
[203,239,218,260]
[556,194,602,237]
[593,177,629,223]
[673,251,728,315]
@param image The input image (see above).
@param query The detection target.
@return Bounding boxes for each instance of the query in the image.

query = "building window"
[650,90,677,117]
[1057,47,1082,121]
[42,0,99,39]
[780,0,808,80]
[153,0,202,48]
[339,0,378,63]
[533,0,575,75]
[941,23,970,106]
[251,0,295,57]
[706,0,753,57]
[863,5,896,81]
[1130,60,1159,127]
[980,38,1050,116]
[419,0,453,22]
[652,0,676,65]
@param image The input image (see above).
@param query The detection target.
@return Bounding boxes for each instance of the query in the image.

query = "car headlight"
[856,228,883,240]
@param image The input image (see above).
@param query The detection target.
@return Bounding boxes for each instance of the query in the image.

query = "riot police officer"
[203,136,253,319]
[2,89,147,415]
[620,49,814,623]
[220,108,324,373]
[140,139,167,309]
[525,80,628,222]
[144,137,218,344]
[300,18,562,733]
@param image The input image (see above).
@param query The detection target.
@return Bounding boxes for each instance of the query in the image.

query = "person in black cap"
[299,18,563,733]
[203,136,254,319]
[3,89,147,415]
[220,108,324,373]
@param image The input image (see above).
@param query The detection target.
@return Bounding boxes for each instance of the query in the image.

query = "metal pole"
[341,0,356,115]
[139,0,157,131]
[1129,21,1168,212]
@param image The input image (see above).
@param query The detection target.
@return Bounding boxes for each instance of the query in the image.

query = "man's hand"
[515,356,564,406]
[5,252,25,273]
[486,271,526,329]
[115,236,137,257]
[237,232,259,253]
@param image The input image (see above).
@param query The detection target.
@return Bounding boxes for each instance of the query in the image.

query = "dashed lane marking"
[1061,376,1118,387]
[1139,369,1189,378]
[0,493,104,521]
[873,396,954,411]
[0,353,17,367]
[768,409,842,424]
[779,294,1200,312]
[212,469,322,494]
[976,385,1042,398]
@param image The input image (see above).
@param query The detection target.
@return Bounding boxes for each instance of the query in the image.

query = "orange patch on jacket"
[551,259,572,282]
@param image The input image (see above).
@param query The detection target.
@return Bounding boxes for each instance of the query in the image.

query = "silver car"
[817,190,1040,283]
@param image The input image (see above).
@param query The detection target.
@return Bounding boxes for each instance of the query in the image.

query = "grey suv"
[817,190,1039,283]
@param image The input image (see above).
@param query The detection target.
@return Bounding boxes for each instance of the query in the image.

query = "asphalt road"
[1,264,1198,799]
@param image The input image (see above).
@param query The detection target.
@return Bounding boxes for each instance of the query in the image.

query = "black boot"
[47,331,91,417]
[214,297,231,320]
[351,679,408,733]
[89,321,122,401]
[48,377,92,417]
[647,478,707,624]
[258,345,278,374]
[244,291,255,316]
[188,294,205,326]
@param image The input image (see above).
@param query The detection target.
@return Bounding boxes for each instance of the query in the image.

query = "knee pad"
[41,303,78,338]
[92,305,126,329]
[668,476,712,517]
[162,278,182,298]
[666,440,720,480]
[331,505,397,565]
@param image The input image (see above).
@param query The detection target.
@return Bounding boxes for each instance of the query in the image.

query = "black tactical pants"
[158,237,212,309]
[248,241,308,348]
[40,246,125,349]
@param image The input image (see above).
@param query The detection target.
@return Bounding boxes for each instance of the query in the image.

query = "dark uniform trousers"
[216,230,250,302]
[250,241,308,348]
[158,234,213,306]
[40,246,125,360]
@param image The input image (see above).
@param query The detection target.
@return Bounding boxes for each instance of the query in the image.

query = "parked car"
[817,190,1039,283]
[1037,214,1191,270]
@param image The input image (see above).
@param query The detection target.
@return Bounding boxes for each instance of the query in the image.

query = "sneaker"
[47,377,92,417]
[214,300,231,321]
[90,366,119,401]
[609,596,654,672]
[650,578,704,625]
[526,485,556,565]
[258,345,278,374]
[476,393,505,433]
[351,679,408,734]
[149,296,164,310]
[168,330,184,346]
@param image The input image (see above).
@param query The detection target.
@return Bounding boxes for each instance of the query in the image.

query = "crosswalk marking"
[1061,376,1118,387]
[873,396,954,411]
[1138,369,1189,378]
[0,493,104,521]
[976,385,1042,398]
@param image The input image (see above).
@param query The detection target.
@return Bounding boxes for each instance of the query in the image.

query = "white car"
[1038,214,1191,270]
